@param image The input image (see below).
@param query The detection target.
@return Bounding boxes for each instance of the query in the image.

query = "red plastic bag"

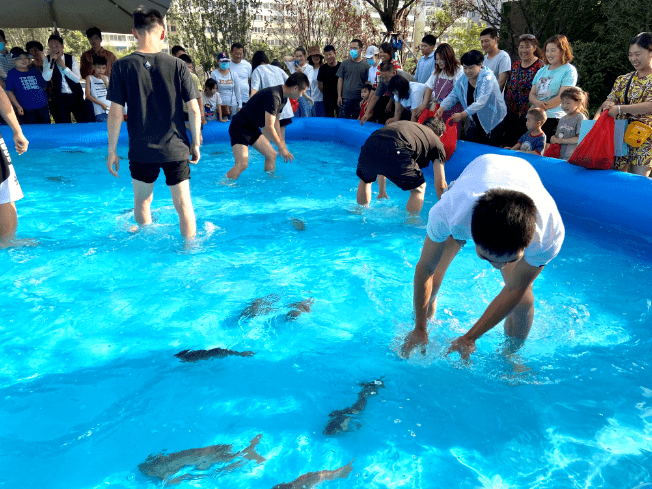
[290,98,299,113]
[418,105,438,124]
[544,143,561,158]
[440,119,458,161]
[567,111,615,169]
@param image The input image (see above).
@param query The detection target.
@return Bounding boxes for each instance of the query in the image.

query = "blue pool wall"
[3,119,652,242]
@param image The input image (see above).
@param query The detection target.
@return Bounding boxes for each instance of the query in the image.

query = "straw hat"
[308,46,322,57]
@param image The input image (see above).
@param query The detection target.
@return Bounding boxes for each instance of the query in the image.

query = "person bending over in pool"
[402,154,565,359]
[227,72,309,179]
[356,118,447,213]
[106,7,201,239]
[0,85,29,247]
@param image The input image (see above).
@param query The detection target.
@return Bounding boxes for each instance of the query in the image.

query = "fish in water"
[60,149,86,154]
[46,176,71,183]
[240,293,280,320]
[323,378,385,435]
[286,297,314,321]
[210,150,225,155]
[138,434,265,485]
[290,218,306,231]
[271,458,354,489]
[175,347,255,362]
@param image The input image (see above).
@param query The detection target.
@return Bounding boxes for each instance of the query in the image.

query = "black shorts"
[229,118,262,147]
[356,136,425,191]
[129,161,190,186]
[280,118,292,127]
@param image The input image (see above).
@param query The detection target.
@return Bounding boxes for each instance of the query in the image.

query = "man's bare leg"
[631,164,651,178]
[253,134,278,173]
[501,262,535,354]
[0,201,18,247]
[377,175,388,199]
[227,144,250,179]
[169,179,196,238]
[425,237,461,319]
[406,183,426,213]
[132,179,155,228]
[357,180,372,206]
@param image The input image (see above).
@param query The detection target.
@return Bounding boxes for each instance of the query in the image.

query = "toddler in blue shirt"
[505,107,547,155]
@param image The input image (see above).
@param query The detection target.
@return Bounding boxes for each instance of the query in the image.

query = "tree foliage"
[428,0,468,40]
[167,0,261,72]
[2,28,52,51]
[265,0,379,56]
[363,0,418,40]
[443,18,485,57]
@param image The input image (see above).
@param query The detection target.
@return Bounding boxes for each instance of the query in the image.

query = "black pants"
[373,95,392,124]
[51,93,88,124]
[339,98,362,119]
[542,118,559,141]
[464,117,505,147]
[502,112,527,147]
[19,105,51,125]
[323,96,338,118]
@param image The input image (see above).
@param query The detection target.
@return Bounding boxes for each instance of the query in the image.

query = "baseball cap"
[10,47,32,60]
[365,46,378,58]
[217,51,231,62]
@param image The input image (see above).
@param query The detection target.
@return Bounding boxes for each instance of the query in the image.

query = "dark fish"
[323,378,385,435]
[60,149,86,154]
[175,347,255,363]
[271,458,354,489]
[138,434,265,484]
[46,176,71,183]
[286,298,314,321]
[210,151,225,155]
[240,294,280,320]
[290,218,306,231]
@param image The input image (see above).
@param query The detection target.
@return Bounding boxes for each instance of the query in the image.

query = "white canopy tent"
[0,0,172,34]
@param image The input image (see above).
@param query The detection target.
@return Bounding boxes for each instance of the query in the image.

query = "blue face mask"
[0,43,5,52]
[219,62,230,70]
[350,49,359,59]
[366,58,376,65]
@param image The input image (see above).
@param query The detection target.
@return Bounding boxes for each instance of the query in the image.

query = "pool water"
[1,140,651,489]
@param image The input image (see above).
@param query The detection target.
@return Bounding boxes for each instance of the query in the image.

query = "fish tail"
[239,434,266,463]
[336,458,355,479]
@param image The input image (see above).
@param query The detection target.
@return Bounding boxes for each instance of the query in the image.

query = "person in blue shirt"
[505,107,547,155]
[5,48,50,124]
[415,35,437,84]
[435,50,507,146]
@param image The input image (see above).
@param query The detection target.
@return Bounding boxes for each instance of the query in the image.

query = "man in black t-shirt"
[0,85,29,247]
[356,119,446,213]
[227,72,309,179]
[317,45,341,118]
[106,8,201,239]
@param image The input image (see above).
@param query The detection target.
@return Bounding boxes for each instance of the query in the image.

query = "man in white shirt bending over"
[230,42,252,105]
[480,27,511,91]
[401,154,565,360]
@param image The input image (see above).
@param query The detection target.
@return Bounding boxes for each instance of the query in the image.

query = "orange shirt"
[80,47,117,79]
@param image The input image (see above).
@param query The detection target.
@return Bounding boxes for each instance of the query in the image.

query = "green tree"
[441,18,485,57]
[2,28,52,51]
[167,0,261,72]
[58,29,90,59]
[363,0,418,40]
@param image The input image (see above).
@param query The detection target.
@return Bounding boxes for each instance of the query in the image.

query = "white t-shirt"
[229,59,252,103]
[202,91,222,121]
[303,64,323,102]
[483,50,512,80]
[394,81,428,109]
[88,75,110,115]
[251,64,293,121]
[427,154,565,267]
[209,69,242,108]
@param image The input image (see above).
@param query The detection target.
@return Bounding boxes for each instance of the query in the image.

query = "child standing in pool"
[549,87,588,160]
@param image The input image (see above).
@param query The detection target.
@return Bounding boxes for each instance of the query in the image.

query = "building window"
[169,25,177,32]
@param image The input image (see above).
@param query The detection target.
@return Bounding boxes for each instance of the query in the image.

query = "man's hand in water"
[401,328,428,358]
[360,112,371,125]
[190,143,201,164]
[279,147,294,163]
[447,335,476,360]
[107,151,120,177]
[13,131,28,155]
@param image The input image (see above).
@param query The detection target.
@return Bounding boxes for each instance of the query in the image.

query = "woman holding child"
[596,32,652,177]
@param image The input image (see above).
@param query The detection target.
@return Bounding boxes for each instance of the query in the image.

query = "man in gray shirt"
[360,62,415,125]
[336,39,369,119]
[480,27,511,91]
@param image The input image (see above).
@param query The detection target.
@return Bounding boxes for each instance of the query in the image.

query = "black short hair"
[460,50,484,66]
[286,72,310,90]
[423,117,445,137]
[133,7,165,32]
[251,50,270,71]
[351,39,363,50]
[205,78,218,90]
[231,42,244,52]
[270,59,284,69]
[388,75,410,100]
[26,41,44,52]
[171,45,186,56]
[422,34,437,46]
[471,189,537,257]
[92,55,107,66]
[379,42,394,58]
[0,30,5,42]
[480,27,499,39]
[631,32,652,51]
[379,61,397,73]
[178,53,193,64]
[86,27,102,39]
[48,34,64,46]
[324,44,336,53]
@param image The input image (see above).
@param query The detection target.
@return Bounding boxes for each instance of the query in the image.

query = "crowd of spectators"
[0,23,650,175]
